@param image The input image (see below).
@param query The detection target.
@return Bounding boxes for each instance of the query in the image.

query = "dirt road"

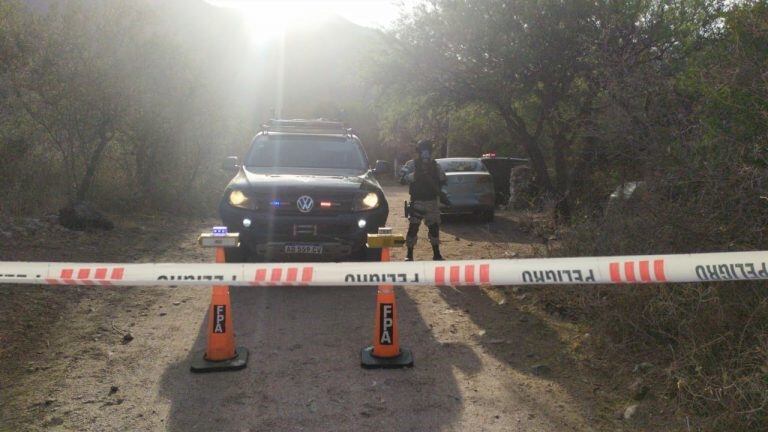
[1,185,625,431]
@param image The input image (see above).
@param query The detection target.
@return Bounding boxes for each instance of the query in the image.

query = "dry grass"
[540,178,768,430]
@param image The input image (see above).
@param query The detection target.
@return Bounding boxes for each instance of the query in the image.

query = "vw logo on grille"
[296,195,314,213]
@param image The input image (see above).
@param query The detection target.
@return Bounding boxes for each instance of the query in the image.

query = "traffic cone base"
[361,346,413,369]
[190,346,249,373]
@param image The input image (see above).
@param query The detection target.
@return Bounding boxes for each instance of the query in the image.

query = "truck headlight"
[228,190,258,210]
[355,192,380,211]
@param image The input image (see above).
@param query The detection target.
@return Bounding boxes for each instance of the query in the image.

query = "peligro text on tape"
[1,251,767,287]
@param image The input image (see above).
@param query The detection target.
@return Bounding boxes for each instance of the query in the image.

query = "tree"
[374,93,451,157]
[370,0,720,221]
[14,1,127,202]
[371,0,599,219]
[447,104,512,157]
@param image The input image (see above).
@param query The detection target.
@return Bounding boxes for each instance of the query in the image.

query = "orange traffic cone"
[361,247,413,368]
[191,247,248,373]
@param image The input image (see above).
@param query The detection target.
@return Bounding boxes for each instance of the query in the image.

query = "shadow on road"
[434,285,612,429]
[158,285,482,431]
[439,213,540,244]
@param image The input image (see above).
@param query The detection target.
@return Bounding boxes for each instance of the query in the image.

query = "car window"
[437,159,487,173]
[245,136,367,170]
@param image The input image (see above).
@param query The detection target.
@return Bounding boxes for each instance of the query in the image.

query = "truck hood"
[227,167,380,194]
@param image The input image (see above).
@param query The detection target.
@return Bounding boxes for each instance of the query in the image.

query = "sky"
[207,0,416,43]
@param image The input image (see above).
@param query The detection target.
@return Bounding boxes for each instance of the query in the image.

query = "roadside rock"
[307,399,318,413]
[44,417,64,427]
[633,362,654,373]
[531,364,551,376]
[59,202,114,231]
[23,218,45,230]
[623,403,640,420]
[628,378,650,400]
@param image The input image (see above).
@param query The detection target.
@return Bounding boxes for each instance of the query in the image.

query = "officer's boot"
[431,244,444,261]
[405,222,420,262]
[428,223,444,260]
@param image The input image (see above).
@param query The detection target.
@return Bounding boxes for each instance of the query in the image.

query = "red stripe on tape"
[249,268,267,286]
[110,268,124,280]
[480,264,490,284]
[435,266,445,285]
[609,262,621,283]
[301,267,313,282]
[94,268,107,280]
[45,278,59,285]
[464,265,475,284]
[624,261,636,282]
[654,259,666,281]
[450,266,460,284]
[639,261,651,282]
[60,269,73,279]
[270,268,282,283]
[77,268,90,280]
[255,269,266,282]
[286,267,298,282]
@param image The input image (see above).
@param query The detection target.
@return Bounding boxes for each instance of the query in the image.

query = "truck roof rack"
[261,119,354,137]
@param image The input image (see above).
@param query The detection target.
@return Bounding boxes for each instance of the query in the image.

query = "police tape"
[1,251,767,287]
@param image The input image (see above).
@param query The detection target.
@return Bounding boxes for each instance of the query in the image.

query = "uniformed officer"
[404,140,446,261]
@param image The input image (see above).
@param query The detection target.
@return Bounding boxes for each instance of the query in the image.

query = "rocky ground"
[0,185,663,431]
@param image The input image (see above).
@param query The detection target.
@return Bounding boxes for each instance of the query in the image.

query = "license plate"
[284,244,323,254]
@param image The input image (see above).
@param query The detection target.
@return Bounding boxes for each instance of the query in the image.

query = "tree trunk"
[552,133,571,223]
[498,110,555,196]
[134,139,159,206]
[75,132,110,202]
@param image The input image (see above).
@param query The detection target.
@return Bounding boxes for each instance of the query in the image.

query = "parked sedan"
[436,158,495,221]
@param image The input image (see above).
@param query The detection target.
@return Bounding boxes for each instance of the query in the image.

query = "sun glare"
[242,2,330,44]
[209,1,405,44]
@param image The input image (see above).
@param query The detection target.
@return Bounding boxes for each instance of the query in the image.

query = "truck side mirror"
[221,156,239,171]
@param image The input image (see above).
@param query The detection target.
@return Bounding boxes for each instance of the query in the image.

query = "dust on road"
[1,185,623,431]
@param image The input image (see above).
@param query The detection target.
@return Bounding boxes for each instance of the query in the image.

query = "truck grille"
[263,222,356,240]
[259,193,355,215]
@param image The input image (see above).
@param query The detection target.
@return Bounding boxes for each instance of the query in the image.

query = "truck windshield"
[245,136,367,170]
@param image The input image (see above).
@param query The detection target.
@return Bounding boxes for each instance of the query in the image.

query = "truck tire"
[480,209,494,223]
[365,246,383,262]
[224,246,247,263]
[355,244,382,262]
